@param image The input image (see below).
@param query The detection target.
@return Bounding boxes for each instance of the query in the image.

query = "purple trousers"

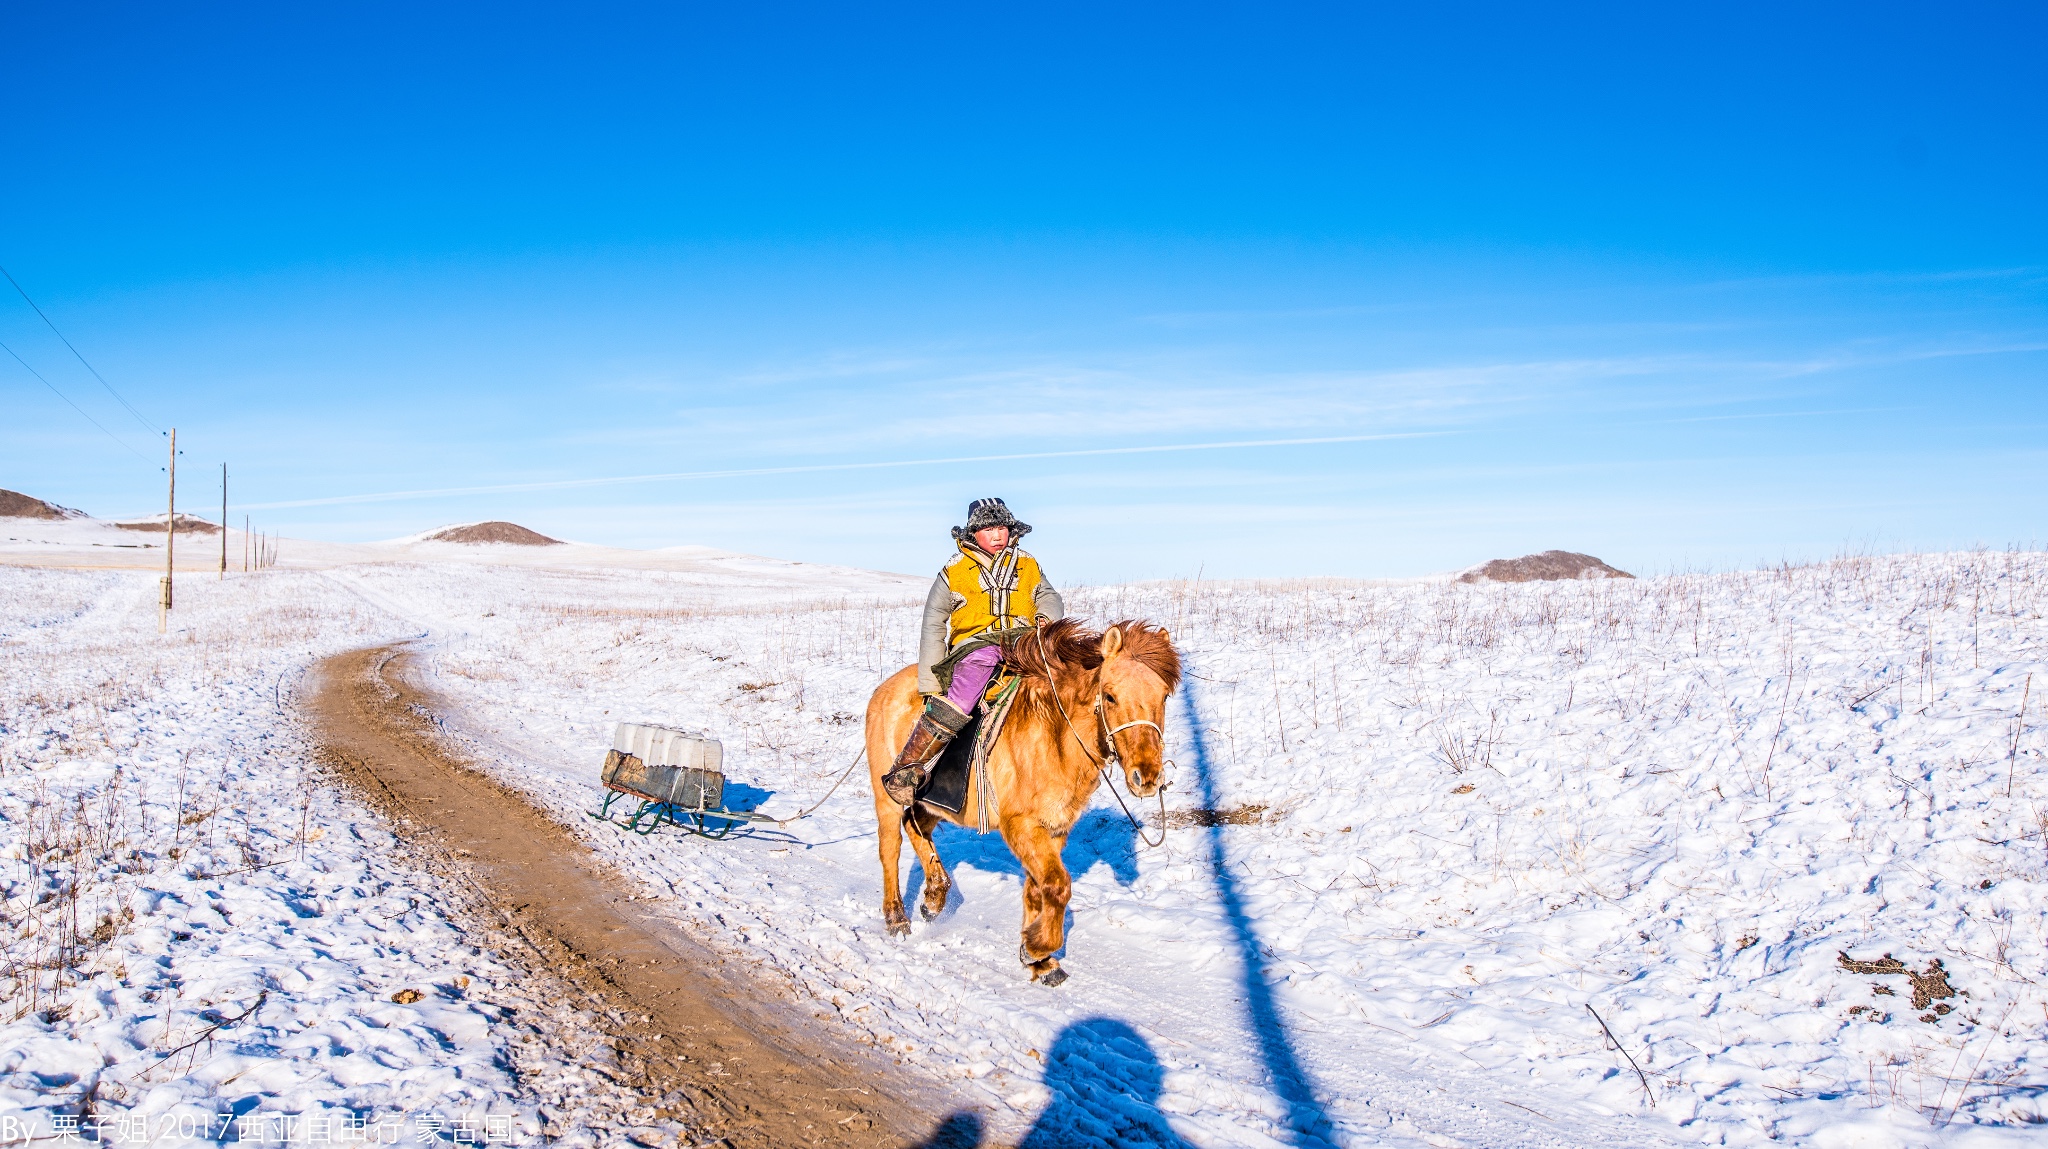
[942,645,1004,714]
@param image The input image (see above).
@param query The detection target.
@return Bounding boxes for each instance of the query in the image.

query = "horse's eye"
[1104,692,1117,705]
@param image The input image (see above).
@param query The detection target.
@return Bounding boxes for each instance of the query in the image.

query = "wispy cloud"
[557,348,1798,456]
[236,430,1451,510]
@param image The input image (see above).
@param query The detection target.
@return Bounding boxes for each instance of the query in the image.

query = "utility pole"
[220,463,228,579]
[160,428,176,633]
[244,514,250,572]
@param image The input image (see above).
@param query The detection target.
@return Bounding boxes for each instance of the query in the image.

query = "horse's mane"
[1109,619,1182,692]
[999,618,1181,692]
[1000,618,1102,680]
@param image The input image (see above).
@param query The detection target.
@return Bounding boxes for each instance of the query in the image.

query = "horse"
[863,618,1182,986]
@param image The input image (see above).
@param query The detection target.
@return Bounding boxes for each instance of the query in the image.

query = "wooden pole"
[160,428,176,632]
[244,514,250,572]
[220,463,227,579]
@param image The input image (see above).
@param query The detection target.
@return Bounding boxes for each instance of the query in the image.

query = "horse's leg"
[904,805,952,921]
[866,663,931,939]
[1006,819,1073,986]
[875,794,912,937]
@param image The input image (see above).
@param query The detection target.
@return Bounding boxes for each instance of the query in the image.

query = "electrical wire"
[0,336,156,465]
[0,262,160,435]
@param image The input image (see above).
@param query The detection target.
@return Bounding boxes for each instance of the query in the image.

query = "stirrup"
[882,764,927,806]
[884,709,954,806]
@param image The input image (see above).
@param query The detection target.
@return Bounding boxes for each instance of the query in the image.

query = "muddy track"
[306,643,938,1148]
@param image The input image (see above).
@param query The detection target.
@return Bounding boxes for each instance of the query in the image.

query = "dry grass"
[0,568,393,1023]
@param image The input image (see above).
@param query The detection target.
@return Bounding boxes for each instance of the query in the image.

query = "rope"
[601,628,1172,841]
[1035,627,1167,848]
[766,744,868,826]
[972,676,1023,833]
[1097,763,1168,849]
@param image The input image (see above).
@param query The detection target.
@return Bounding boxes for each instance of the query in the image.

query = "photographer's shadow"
[903,1017,1186,1149]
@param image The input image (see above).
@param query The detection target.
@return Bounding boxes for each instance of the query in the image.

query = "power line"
[0,262,160,435]
[0,336,156,465]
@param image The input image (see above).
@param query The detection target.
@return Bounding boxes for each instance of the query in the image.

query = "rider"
[880,497,1065,806]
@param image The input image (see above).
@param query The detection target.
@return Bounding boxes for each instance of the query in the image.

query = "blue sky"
[2,2,2043,580]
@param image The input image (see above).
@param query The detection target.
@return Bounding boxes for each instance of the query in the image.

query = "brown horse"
[864,619,1182,986]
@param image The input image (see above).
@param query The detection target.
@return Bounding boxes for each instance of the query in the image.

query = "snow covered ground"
[334,551,2048,1147]
[0,509,919,585]
[6,546,2047,1146]
[0,564,751,1146]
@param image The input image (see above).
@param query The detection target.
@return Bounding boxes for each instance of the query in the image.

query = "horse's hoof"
[1039,967,1068,988]
[885,915,911,938]
[919,899,944,922]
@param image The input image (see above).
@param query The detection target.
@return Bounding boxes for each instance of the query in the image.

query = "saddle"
[917,673,1020,824]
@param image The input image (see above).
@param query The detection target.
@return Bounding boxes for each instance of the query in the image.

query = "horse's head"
[1095,621,1182,798]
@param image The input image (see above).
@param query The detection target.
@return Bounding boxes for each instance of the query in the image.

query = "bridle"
[1095,692,1165,766]
[1036,627,1170,848]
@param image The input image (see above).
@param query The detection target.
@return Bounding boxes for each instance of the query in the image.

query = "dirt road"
[307,643,949,1148]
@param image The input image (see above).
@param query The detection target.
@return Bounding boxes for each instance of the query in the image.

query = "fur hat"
[951,497,1032,545]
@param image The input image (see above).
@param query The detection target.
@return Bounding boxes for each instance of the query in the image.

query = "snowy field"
[6,548,2048,1146]
[0,565,753,1146]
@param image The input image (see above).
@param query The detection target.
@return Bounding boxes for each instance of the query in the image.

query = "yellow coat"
[916,543,1065,694]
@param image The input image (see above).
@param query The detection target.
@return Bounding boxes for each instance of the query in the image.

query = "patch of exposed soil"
[1457,550,1634,584]
[1164,804,1270,827]
[0,488,86,520]
[112,514,221,534]
[1837,951,1910,976]
[306,644,941,1147]
[1838,951,1963,1020]
[424,521,562,545]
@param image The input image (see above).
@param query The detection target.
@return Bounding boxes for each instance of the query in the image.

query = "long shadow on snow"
[908,810,1138,939]
[903,1017,1187,1148]
[904,682,1335,1148]
[1178,677,1337,1147]
[921,808,1141,889]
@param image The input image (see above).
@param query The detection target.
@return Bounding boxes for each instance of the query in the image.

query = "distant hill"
[113,514,221,535]
[0,489,87,520]
[1457,550,1634,583]
[422,521,563,546]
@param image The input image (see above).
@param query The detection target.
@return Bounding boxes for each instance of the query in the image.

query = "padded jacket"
[916,543,1065,694]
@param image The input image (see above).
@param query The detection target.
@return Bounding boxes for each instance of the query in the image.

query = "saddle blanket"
[918,674,1020,824]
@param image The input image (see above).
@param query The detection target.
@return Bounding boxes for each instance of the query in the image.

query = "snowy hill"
[0,488,87,520]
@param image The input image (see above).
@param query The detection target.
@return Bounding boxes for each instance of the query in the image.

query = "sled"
[589,722,777,838]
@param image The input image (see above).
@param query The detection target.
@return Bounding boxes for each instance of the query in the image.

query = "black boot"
[882,700,970,805]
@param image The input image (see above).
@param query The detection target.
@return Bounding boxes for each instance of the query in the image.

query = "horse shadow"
[901,1017,1188,1148]
[908,808,1141,918]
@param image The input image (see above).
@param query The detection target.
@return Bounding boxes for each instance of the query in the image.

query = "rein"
[1034,627,1169,848]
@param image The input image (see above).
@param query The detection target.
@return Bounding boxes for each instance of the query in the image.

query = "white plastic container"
[613,722,723,773]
